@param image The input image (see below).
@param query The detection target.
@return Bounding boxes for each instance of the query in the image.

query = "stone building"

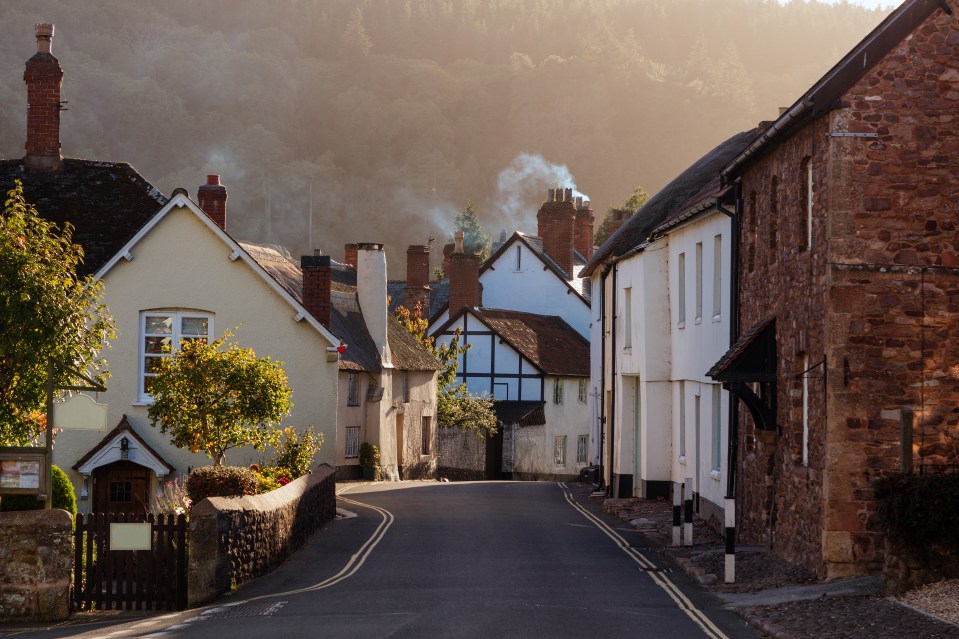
[709,0,959,578]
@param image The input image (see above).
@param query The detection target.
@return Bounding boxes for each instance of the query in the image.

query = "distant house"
[710,0,959,578]
[0,25,341,515]
[248,243,442,480]
[580,130,755,523]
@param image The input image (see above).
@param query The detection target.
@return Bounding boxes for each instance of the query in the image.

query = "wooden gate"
[73,512,187,611]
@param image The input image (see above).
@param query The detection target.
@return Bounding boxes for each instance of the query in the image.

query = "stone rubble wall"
[0,509,73,622]
[437,425,487,480]
[188,464,336,606]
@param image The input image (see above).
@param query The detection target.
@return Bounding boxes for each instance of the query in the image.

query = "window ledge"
[132,400,152,407]
[710,469,721,481]
[712,315,722,323]
[678,455,687,465]
[677,321,686,330]
[694,317,702,325]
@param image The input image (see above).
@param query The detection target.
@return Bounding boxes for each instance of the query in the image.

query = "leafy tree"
[450,202,493,263]
[0,181,115,446]
[594,185,650,246]
[393,302,496,437]
[147,331,293,466]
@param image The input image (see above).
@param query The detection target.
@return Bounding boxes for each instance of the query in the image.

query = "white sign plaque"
[109,523,152,551]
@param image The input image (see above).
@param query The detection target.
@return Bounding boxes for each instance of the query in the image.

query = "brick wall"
[188,464,336,606]
[538,191,577,277]
[405,245,431,312]
[23,53,62,168]
[301,254,332,328]
[736,4,959,578]
[447,252,481,318]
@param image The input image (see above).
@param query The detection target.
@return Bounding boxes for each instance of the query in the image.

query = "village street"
[5,481,758,639]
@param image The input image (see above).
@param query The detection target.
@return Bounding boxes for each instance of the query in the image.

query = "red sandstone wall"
[736,4,959,579]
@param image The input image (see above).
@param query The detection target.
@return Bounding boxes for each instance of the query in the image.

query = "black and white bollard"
[672,482,682,546]
[683,477,693,547]
[724,497,736,583]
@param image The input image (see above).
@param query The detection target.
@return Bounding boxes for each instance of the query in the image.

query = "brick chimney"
[448,231,481,318]
[537,188,577,277]
[442,242,454,277]
[344,243,358,269]
[405,244,431,313]
[301,253,331,329]
[23,24,63,171]
[197,175,227,230]
[574,196,595,260]
[357,243,391,366]
[604,208,632,239]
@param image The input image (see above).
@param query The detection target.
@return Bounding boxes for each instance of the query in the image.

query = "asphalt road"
[3,481,760,639]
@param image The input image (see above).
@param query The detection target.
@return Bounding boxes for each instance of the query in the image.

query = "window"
[347,373,360,406]
[801,157,813,251]
[712,235,722,319]
[769,175,779,256]
[578,379,588,404]
[554,436,567,466]
[421,417,431,455]
[514,245,522,271]
[747,191,757,273]
[139,312,212,400]
[802,354,809,467]
[553,378,564,404]
[109,481,132,503]
[402,371,410,403]
[679,381,686,458]
[712,385,722,471]
[623,287,632,348]
[677,253,686,326]
[695,242,703,322]
[577,434,588,465]
[345,426,359,458]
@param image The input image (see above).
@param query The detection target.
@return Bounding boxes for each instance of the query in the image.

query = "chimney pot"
[537,190,577,277]
[547,188,555,202]
[454,231,464,253]
[564,188,573,201]
[35,24,54,54]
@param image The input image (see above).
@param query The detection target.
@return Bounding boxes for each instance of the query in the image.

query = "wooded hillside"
[0,0,890,270]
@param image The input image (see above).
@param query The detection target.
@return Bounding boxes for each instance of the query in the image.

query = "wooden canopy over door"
[93,460,152,516]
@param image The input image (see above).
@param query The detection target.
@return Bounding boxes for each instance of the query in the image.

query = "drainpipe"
[608,265,618,497]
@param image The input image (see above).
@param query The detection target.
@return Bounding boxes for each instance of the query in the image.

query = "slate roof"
[0,159,167,276]
[454,307,590,377]
[581,128,757,277]
[242,243,439,373]
[706,315,776,380]
[722,0,944,180]
[652,176,731,236]
[72,414,175,475]
[492,400,546,427]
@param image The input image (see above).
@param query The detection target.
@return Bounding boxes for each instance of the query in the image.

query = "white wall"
[479,240,591,338]
[511,376,590,478]
[667,212,731,515]
[53,204,338,513]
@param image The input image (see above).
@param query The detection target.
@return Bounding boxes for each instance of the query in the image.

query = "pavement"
[598,490,959,639]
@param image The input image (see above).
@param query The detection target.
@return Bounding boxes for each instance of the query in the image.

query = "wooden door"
[93,461,151,515]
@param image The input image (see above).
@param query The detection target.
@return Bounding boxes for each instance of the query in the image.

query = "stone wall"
[437,425,486,481]
[0,509,72,622]
[188,464,336,606]
[736,3,959,579]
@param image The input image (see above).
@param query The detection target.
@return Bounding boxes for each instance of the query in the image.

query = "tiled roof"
[468,307,589,377]
[391,278,449,323]
[72,414,175,474]
[492,400,546,426]
[242,242,438,373]
[0,159,167,276]
[581,128,757,277]
[707,315,776,380]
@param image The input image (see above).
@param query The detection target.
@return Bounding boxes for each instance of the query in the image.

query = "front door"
[92,461,151,515]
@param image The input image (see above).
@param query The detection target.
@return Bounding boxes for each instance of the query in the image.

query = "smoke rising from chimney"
[495,153,588,233]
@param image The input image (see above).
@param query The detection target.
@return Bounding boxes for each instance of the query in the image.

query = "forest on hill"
[0,0,890,271]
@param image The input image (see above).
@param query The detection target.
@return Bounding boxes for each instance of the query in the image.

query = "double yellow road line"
[558,483,730,639]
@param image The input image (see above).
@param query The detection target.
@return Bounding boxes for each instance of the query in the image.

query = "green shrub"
[271,426,323,479]
[874,473,959,548]
[0,465,77,516]
[359,442,380,468]
[187,465,258,504]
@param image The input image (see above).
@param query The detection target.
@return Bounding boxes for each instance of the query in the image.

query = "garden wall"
[0,509,72,622]
[188,464,336,606]
[436,426,487,481]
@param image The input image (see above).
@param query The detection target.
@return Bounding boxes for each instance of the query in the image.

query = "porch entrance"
[92,461,151,516]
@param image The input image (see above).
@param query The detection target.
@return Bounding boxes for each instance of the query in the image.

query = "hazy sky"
[806,0,897,8]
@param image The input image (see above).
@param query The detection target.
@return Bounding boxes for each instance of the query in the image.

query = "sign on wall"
[55,394,108,430]
[0,448,48,495]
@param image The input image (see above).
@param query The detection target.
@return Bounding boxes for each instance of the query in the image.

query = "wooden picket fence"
[73,512,187,611]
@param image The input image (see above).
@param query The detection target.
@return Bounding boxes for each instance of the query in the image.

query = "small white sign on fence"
[109,523,152,551]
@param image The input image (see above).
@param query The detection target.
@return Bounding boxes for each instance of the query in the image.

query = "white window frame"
[554,435,567,467]
[347,373,360,407]
[578,378,588,404]
[712,234,722,320]
[623,287,632,349]
[712,385,722,471]
[695,242,703,322]
[678,380,686,460]
[553,378,564,405]
[138,311,213,402]
[514,245,523,271]
[677,252,686,327]
[576,434,588,465]
[345,426,360,458]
